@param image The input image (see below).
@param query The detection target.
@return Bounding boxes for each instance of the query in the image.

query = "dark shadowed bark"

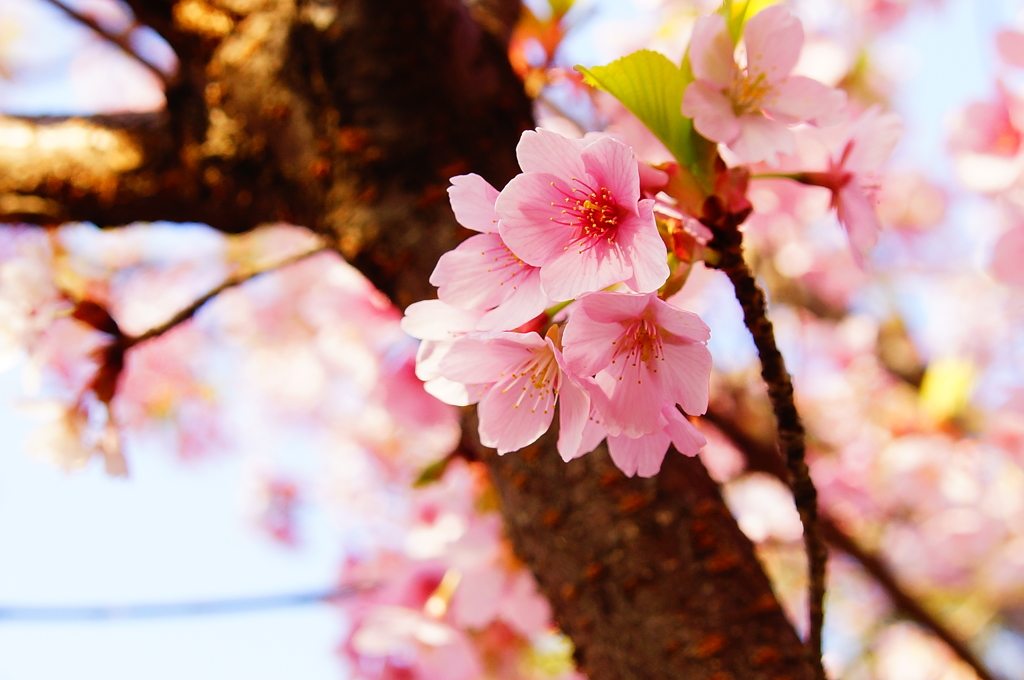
[1,1,817,677]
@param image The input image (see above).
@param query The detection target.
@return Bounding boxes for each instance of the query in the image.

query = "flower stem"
[749,172,801,181]
[125,244,329,348]
[710,245,827,680]
[543,299,573,319]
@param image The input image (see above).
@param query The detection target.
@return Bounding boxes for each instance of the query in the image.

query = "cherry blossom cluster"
[680,4,899,262]
[402,129,712,477]
[341,460,581,680]
[400,3,907,477]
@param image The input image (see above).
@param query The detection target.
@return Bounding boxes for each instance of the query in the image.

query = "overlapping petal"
[448,174,500,233]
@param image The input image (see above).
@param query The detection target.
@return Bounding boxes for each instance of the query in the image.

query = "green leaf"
[578,50,713,187]
[719,0,782,41]
[413,454,454,487]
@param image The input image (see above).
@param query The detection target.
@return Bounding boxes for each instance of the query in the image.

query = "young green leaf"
[719,0,781,41]
[577,50,713,186]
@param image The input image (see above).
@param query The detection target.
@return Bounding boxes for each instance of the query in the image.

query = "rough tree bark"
[1,1,815,678]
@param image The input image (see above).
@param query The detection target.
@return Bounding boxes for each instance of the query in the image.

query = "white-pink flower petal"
[688,13,735,87]
[448,174,500,233]
[516,128,588,178]
[682,80,743,144]
[744,5,804,83]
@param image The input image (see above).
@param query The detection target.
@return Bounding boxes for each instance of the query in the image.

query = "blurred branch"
[819,518,999,680]
[0,114,295,231]
[125,244,331,348]
[40,0,174,87]
[0,585,369,621]
[703,405,1000,680]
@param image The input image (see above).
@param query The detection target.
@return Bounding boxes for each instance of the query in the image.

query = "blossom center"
[729,70,774,117]
[615,318,665,373]
[553,182,623,242]
[503,346,562,411]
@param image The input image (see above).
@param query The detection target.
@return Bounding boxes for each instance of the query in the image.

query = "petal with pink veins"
[477,370,558,454]
[496,173,576,265]
[401,300,482,341]
[652,299,711,343]
[416,340,483,406]
[516,128,588,178]
[430,233,522,310]
[581,136,641,211]
[539,237,631,301]
[659,341,713,416]
[439,333,544,385]
[562,299,635,376]
[577,290,650,323]
[475,269,550,332]
[597,360,670,437]
[620,201,671,293]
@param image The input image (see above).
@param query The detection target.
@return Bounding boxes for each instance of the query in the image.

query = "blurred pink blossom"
[681,6,845,164]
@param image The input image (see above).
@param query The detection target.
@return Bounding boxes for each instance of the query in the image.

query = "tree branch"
[711,247,827,679]
[0,114,295,231]
[0,585,368,621]
[40,0,174,86]
[703,405,1000,680]
[125,243,330,348]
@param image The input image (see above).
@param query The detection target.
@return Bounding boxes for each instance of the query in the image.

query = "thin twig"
[40,0,173,87]
[0,585,371,622]
[125,245,330,349]
[712,247,827,680]
[703,405,1000,680]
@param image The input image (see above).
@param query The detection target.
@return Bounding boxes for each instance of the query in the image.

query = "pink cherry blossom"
[799,106,901,259]
[431,174,552,331]
[997,29,1024,68]
[495,129,669,301]
[949,85,1024,159]
[437,327,591,459]
[348,604,482,680]
[562,291,712,439]
[600,403,708,477]
[992,224,1024,287]
[400,299,484,406]
[681,6,846,164]
[562,400,707,477]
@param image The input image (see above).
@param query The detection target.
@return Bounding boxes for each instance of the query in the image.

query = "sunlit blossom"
[681,6,846,164]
